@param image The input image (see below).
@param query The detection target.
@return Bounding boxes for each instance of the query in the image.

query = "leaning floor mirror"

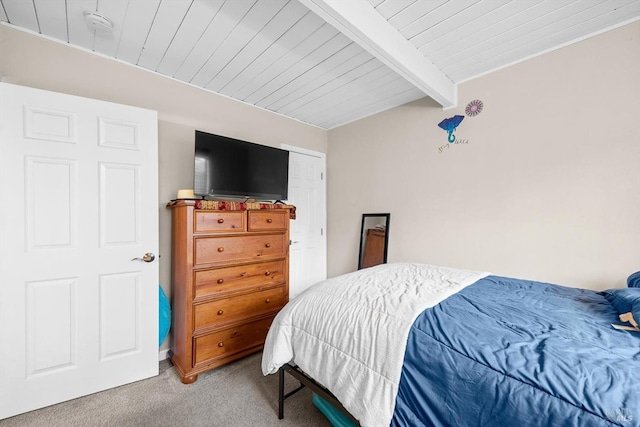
[358,213,390,270]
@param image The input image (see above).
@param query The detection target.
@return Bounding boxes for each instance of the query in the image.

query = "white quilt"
[261,263,489,427]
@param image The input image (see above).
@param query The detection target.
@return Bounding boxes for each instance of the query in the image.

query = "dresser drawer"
[193,315,274,365]
[194,233,287,265]
[194,260,285,299]
[194,210,245,233]
[248,210,288,231]
[194,286,286,331]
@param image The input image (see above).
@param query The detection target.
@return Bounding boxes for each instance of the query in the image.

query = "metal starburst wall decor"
[465,99,483,117]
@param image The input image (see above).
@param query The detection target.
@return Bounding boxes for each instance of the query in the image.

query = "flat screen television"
[194,130,289,201]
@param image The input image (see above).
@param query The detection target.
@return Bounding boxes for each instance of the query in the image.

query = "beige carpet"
[0,353,332,427]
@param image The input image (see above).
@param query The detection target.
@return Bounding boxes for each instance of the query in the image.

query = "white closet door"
[0,83,159,419]
[287,150,327,298]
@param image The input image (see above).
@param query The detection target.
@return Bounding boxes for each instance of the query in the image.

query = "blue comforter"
[392,276,640,427]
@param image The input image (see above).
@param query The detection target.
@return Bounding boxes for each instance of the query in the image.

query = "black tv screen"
[194,130,289,201]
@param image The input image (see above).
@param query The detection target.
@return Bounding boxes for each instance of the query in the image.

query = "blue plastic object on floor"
[159,286,171,346]
[312,393,358,427]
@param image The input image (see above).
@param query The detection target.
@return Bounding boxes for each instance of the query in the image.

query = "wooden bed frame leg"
[278,366,285,420]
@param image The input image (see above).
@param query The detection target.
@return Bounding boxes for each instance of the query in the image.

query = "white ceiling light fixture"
[83,11,113,33]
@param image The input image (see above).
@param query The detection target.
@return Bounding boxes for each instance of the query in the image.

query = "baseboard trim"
[158,349,170,361]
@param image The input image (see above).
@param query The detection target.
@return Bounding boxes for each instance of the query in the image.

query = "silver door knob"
[131,252,155,262]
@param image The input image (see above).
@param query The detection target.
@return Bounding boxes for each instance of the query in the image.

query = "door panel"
[26,278,78,376]
[99,272,141,360]
[26,157,76,249]
[100,162,139,246]
[98,117,139,150]
[24,106,77,143]
[0,82,159,419]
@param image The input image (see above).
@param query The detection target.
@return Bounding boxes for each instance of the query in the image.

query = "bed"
[261,263,639,427]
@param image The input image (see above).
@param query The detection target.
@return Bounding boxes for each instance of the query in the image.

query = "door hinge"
[320,228,323,236]
[321,172,323,180]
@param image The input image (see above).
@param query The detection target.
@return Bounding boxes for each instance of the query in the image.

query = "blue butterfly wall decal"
[438,115,465,143]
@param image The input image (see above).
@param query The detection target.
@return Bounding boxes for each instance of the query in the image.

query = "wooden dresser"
[167,200,292,384]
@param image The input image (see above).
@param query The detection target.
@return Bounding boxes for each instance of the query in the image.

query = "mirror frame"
[358,213,390,270]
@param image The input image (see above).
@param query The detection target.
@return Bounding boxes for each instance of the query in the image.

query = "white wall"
[0,24,327,354]
[327,22,640,290]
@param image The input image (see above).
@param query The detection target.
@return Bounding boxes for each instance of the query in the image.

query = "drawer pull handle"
[265,298,271,303]
[217,310,224,315]
[217,218,224,224]
[217,247,224,253]
[218,342,224,348]
[217,279,224,284]
[265,243,271,248]
[267,218,273,223]
[265,271,271,276]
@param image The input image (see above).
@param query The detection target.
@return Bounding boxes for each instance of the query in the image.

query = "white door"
[0,83,159,419]
[284,148,327,298]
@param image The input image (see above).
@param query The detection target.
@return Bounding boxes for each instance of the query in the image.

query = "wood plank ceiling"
[1,0,638,129]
